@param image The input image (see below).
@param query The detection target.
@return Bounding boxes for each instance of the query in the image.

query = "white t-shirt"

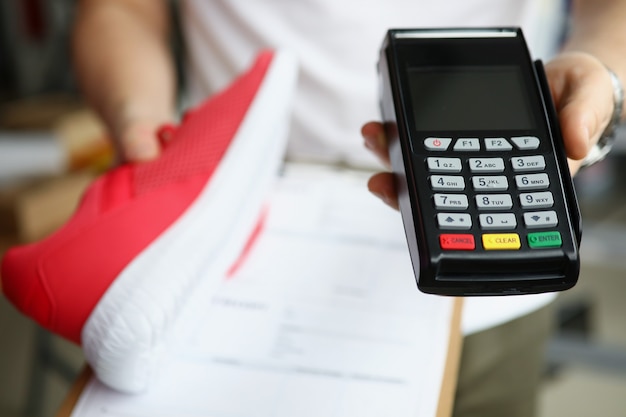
[180,0,566,334]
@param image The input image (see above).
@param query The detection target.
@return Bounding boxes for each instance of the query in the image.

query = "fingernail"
[364,132,387,152]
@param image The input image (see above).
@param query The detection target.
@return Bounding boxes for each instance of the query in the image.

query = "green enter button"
[528,231,562,248]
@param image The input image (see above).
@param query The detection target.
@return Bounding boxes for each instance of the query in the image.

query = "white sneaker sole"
[82,50,298,393]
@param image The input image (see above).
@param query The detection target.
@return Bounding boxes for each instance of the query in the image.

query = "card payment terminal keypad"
[426,136,563,251]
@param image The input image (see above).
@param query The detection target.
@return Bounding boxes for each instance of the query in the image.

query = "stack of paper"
[69,164,458,417]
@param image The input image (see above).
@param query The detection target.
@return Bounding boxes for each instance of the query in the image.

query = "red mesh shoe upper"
[134,52,271,196]
[1,51,274,344]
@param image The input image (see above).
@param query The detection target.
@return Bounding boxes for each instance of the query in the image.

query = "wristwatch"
[581,66,624,167]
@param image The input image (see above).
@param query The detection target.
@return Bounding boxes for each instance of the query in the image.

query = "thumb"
[545,52,615,162]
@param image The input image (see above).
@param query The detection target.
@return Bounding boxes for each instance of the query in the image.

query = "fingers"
[367,171,399,210]
[118,120,163,162]
[545,52,615,163]
[110,106,176,163]
[361,121,391,168]
[568,157,584,175]
[361,121,399,208]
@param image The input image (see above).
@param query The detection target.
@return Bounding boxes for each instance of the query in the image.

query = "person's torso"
[180,0,565,333]
[181,0,564,169]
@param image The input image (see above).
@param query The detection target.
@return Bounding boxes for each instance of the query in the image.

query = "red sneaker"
[1,50,298,392]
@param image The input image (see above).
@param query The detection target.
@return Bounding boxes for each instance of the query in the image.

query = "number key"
[520,192,554,208]
[469,158,505,173]
[515,173,550,190]
[479,213,517,230]
[434,194,469,210]
[472,175,508,191]
[475,194,513,210]
[430,175,465,191]
[427,157,462,173]
[511,155,545,172]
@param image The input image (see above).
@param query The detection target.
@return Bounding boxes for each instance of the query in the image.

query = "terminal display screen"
[407,66,535,131]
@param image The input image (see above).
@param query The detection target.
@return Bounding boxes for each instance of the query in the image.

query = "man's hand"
[545,51,616,173]
[110,109,173,163]
[362,51,617,209]
[73,0,175,164]
[361,121,398,210]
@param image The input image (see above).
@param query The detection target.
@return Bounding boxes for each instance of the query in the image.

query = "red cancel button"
[439,234,476,250]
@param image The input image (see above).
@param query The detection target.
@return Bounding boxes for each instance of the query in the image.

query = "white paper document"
[70,164,457,417]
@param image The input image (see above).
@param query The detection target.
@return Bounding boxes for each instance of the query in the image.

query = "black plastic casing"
[378,28,581,296]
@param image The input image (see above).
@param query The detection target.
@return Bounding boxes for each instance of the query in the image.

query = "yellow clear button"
[482,233,521,250]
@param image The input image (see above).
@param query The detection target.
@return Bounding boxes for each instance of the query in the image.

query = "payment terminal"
[378,28,581,295]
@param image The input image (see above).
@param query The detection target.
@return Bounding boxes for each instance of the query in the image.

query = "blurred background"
[0,0,625,416]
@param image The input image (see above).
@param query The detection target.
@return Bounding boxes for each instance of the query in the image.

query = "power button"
[425,137,452,151]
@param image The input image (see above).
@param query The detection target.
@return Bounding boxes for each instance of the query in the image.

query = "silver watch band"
[581,65,624,167]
